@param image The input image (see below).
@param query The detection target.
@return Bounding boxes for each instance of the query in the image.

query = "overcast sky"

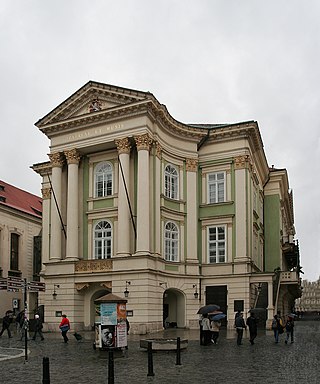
[0,0,319,281]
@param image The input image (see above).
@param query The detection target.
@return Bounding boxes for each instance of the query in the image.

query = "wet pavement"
[0,321,319,383]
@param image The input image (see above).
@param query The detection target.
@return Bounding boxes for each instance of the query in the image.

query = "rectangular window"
[10,233,19,271]
[208,172,225,203]
[208,226,226,263]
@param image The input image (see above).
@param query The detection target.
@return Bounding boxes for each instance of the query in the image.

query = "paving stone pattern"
[0,321,319,383]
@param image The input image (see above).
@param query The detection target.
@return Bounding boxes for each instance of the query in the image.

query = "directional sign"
[7,276,24,292]
[0,278,7,290]
[27,281,46,292]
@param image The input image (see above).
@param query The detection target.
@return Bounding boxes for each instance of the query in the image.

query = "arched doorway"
[88,289,110,329]
[163,288,185,328]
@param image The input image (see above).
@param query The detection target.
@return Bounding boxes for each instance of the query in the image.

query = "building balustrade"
[280,271,299,283]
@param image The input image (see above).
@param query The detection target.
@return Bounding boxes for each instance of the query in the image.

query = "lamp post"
[193,284,199,299]
[124,281,131,298]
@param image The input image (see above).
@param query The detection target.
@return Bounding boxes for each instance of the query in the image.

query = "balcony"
[282,241,300,270]
[280,271,300,284]
[75,259,113,273]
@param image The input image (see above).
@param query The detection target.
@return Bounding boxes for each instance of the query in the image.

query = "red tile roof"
[0,180,42,219]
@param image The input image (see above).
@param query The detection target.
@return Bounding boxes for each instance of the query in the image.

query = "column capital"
[186,158,198,172]
[64,149,81,165]
[115,137,131,155]
[234,154,252,170]
[48,152,65,167]
[155,141,162,159]
[134,133,153,151]
[41,187,51,199]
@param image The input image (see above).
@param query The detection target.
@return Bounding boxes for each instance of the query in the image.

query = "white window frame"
[164,221,179,262]
[207,225,226,263]
[207,171,226,204]
[94,161,113,198]
[93,220,112,259]
[164,164,179,200]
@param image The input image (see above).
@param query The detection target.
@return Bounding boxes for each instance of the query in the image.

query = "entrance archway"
[163,288,185,328]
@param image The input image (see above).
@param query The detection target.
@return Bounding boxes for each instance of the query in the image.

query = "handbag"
[60,324,70,332]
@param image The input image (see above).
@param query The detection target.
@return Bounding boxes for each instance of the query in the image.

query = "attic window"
[0,196,6,202]
[0,185,4,191]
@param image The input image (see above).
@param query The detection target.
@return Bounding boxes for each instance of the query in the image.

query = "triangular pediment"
[36,81,152,127]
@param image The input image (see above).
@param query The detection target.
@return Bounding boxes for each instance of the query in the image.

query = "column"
[65,149,81,260]
[154,142,162,255]
[48,152,64,261]
[134,133,153,255]
[41,186,51,266]
[186,158,199,266]
[115,137,131,257]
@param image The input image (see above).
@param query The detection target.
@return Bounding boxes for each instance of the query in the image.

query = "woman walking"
[59,314,70,343]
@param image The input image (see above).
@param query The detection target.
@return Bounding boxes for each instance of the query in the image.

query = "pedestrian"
[201,314,211,346]
[199,315,204,345]
[234,310,241,327]
[15,310,25,340]
[272,314,284,343]
[59,314,70,343]
[210,320,221,344]
[284,316,294,344]
[235,312,246,345]
[0,312,13,338]
[32,314,44,341]
[246,311,258,345]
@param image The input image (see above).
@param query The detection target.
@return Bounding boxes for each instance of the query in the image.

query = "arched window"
[164,164,178,199]
[94,221,112,259]
[164,221,179,262]
[94,162,113,197]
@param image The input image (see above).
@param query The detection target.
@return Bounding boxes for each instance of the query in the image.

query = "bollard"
[108,349,114,384]
[147,341,155,376]
[42,357,50,384]
[176,337,181,365]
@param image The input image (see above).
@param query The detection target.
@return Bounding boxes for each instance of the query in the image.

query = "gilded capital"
[134,133,153,151]
[64,149,81,165]
[115,137,131,155]
[234,155,252,170]
[41,187,51,200]
[48,152,65,168]
[186,158,198,172]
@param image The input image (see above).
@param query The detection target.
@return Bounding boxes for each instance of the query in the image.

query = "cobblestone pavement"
[0,321,319,383]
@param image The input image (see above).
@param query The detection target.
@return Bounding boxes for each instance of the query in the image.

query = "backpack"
[272,319,278,330]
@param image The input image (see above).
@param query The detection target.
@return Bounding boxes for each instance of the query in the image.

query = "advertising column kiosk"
[94,293,128,350]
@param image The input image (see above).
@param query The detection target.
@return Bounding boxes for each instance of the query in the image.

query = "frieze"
[48,152,65,167]
[66,123,124,142]
[115,137,131,155]
[75,259,113,273]
[64,148,81,165]
[186,158,198,172]
[134,133,153,151]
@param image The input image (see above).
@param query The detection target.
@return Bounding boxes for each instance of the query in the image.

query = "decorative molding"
[41,187,51,199]
[88,98,102,113]
[134,133,153,151]
[186,158,198,172]
[64,148,81,165]
[100,282,112,289]
[115,137,131,155]
[48,152,65,168]
[75,283,90,291]
[75,259,113,273]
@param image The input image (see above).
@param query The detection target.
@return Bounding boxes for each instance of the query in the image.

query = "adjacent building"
[32,81,302,333]
[295,279,320,313]
[0,180,42,316]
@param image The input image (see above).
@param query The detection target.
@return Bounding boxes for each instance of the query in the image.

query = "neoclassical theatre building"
[32,81,301,333]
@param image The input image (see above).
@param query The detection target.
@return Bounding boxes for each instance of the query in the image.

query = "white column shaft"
[50,166,62,260]
[66,162,79,259]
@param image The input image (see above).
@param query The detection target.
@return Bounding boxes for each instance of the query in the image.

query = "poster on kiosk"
[95,295,127,349]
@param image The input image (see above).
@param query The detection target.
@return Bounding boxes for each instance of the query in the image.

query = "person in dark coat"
[235,312,246,345]
[246,311,258,345]
[32,314,44,341]
[0,313,13,338]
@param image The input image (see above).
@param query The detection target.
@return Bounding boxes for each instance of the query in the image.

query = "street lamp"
[124,281,131,298]
[53,284,60,299]
[193,284,199,299]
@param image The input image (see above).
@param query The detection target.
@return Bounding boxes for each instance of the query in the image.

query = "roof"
[0,180,42,219]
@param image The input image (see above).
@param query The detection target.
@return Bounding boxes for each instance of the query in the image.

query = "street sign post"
[0,278,7,290]
[27,281,46,292]
[7,276,24,292]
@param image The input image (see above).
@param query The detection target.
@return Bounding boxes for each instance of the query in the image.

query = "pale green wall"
[264,194,281,272]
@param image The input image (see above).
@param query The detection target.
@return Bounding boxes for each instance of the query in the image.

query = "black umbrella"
[197,304,221,315]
